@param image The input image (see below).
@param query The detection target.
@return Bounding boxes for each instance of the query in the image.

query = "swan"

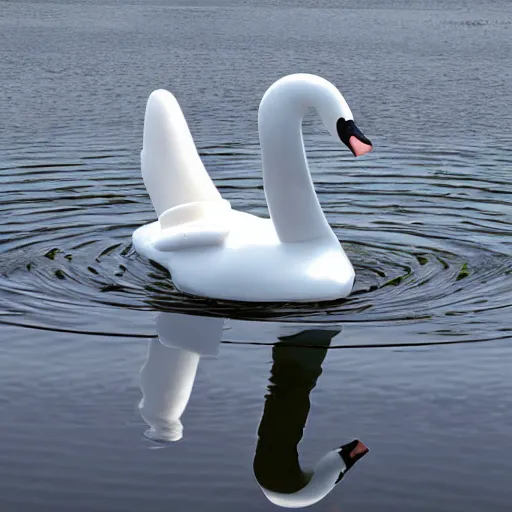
[133,73,373,303]
[254,329,369,508]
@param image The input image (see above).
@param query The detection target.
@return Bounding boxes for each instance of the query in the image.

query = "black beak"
[336,118,373,157]
[335,439,369,483]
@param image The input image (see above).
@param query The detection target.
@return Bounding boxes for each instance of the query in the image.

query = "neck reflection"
[254,328,368,508]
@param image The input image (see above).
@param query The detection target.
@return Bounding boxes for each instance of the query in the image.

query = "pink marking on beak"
[349,136,373,157]
[349,441,369,460]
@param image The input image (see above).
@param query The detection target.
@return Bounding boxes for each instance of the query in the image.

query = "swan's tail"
[141,89,223,218]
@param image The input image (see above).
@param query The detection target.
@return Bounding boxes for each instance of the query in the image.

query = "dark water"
[1,0,511,510]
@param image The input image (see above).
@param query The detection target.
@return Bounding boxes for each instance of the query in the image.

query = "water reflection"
[139,312,368,508]
[254,329,368,507]
[139,312,225,442]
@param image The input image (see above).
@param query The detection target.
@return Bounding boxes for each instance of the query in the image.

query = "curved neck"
[259,104,333,244]
[253,333,332,493]
[258,76,349,244]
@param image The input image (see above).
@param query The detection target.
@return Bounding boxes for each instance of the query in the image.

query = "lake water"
[1,0,511,510]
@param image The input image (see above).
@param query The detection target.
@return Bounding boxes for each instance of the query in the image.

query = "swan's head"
[309,74,373,158]
[336,117,373,157]
[259,73,373,158]
[256,439,369,508]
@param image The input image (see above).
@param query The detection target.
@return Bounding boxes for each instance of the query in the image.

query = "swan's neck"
[253,331,367,508]
[258,87,338,244]
[253,337,330,493]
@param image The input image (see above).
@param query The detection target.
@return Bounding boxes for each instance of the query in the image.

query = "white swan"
[133,73,373,302]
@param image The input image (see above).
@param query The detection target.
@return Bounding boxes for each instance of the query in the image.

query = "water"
[0,0,511,510]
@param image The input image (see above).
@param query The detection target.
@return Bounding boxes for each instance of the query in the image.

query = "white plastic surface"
[133,74,360,302]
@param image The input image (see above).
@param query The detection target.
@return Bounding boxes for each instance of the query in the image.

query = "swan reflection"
[138,312,368,507]
[138,312,225,442]
[254,329,368,508]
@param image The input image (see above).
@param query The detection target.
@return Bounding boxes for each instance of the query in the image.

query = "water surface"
[0,0,511,510]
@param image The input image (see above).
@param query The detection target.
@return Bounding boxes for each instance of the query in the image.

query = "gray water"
[1,0,511,510]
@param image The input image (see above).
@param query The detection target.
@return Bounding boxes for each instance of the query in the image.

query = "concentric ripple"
[1,138,511,346]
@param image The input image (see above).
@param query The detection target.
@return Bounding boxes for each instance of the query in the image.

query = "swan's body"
[133,74,372,302]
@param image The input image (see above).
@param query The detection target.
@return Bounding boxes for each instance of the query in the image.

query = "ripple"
[0,138,511,347]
